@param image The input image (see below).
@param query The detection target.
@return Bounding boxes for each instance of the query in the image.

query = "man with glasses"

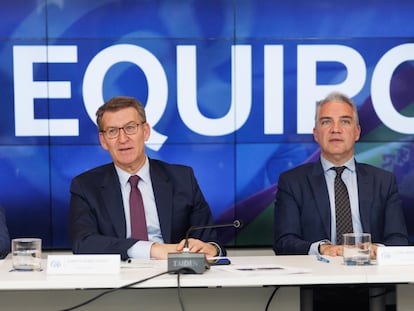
[69,96,224,260]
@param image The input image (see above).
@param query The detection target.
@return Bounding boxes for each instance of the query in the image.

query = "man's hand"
[370,244,378,259]
[319,243,378,259]
[149,239,219,260]
[176,238,219,258]
[319,243,343,256]
[150,243,180,260]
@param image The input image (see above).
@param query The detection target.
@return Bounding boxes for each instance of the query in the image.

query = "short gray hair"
[315,91,359,126]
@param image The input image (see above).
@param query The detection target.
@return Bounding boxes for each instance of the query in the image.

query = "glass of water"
[11,238,42,271]
[343,233,371,266]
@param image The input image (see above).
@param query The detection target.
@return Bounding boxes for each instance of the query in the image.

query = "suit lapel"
[100,165,127,238]
[149,160,174,242]
[309,161,331,238]
[355,163,371,233]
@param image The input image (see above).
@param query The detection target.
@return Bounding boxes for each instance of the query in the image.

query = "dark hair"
[315,91,359,126]
[96,96,146,131]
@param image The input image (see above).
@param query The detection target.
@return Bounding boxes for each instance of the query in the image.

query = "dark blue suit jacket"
[69,159,223,260]
[0,208,10,259]
[273,160,408,255]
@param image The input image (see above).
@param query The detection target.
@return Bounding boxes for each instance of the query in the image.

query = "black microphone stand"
[168,220,242,274]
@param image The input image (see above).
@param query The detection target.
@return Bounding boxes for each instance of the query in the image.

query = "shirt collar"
[115,156,150,188]
[320,156,356,173]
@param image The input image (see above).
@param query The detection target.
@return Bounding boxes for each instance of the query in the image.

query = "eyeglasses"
[101,121,146,139]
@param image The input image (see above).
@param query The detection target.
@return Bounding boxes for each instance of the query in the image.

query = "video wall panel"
[1,0,414,248]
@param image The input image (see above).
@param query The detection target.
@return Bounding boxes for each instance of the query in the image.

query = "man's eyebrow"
[318,116,332,121]
[106,121,136,128]
[318,115,352,120]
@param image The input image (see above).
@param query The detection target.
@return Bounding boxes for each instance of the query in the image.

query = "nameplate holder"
[47,254,120,274]
[377,246,414,266]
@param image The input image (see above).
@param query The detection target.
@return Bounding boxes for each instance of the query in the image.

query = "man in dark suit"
[0,208,10,259]
[273,91,408,310]
[274,160,408,256]
[274,91,408,257]
[69,96,224,261]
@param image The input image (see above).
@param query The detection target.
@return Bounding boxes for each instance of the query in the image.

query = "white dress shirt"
[309,156,363,255]
[115,157,163,259]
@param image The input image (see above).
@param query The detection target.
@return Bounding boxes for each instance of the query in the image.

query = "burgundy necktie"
[129,175,148,241]
[332,166,353,245]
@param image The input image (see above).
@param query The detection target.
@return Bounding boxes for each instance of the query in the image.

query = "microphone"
[168,220,243,274]
[183,220,242,251]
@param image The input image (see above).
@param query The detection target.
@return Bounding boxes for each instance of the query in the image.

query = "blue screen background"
[1,0,414,249]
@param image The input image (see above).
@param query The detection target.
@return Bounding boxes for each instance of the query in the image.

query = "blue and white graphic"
[1,0,414,248]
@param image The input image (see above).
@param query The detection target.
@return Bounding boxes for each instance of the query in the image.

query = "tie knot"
[129,175,140,188]
[332,166,346,177]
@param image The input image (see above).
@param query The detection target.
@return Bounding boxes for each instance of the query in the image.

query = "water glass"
[343,233,371,265]
[12,238,42,271]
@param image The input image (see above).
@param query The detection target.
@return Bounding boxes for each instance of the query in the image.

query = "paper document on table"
[223,263,311,275]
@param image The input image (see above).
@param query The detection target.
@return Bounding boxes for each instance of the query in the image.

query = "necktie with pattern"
[332,166,353,245]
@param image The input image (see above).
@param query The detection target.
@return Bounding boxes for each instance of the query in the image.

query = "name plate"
[47,254,120,274]
[377,246,414,266]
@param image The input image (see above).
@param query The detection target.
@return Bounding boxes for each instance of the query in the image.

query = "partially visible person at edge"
[69,96,225,261]
[0,208,10,259]
[273,91,408,259]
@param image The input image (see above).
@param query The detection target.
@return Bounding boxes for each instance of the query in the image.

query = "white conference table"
[0,254,414,311]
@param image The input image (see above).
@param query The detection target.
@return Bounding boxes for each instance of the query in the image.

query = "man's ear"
[143,122,151,142]
[99,132,109,150]
[355,125,361,142]
[313,127,319,144]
